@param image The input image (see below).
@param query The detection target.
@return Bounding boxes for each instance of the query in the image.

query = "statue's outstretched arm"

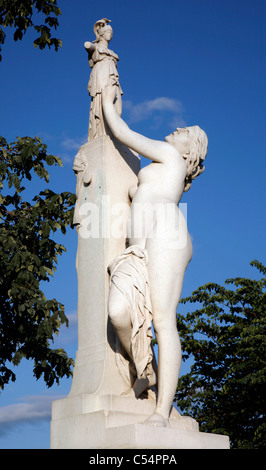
[102,86,177,163]
[84,41,96,53]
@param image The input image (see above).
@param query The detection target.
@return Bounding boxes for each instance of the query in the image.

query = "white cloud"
[0,395,65,436]
[59,135,87,164]
[61,136,85,151]
[123,97,185,127]
[168,114,187,130]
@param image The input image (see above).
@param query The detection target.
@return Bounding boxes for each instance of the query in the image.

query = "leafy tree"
[0,0,62,61]
[175,260,266,448]
[0,136,76,389]
[0,1,77,390]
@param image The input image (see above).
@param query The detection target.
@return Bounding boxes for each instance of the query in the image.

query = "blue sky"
[0,0,265,448]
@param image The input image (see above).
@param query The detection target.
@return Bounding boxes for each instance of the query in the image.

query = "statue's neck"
[98,38,109,48]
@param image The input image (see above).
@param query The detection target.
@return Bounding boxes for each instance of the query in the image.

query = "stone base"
[50,394,230,449]
[104,423,229,449]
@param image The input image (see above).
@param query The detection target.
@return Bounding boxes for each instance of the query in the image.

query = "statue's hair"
[172,125,208,192]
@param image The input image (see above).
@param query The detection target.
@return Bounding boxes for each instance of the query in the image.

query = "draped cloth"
[87,46,123,141]
[108,245,156,388]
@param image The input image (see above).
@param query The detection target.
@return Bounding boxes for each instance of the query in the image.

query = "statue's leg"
[144,237,186,426]
[108,284,132,359]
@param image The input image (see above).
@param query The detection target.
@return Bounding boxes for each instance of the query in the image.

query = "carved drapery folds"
[108,245,157,392]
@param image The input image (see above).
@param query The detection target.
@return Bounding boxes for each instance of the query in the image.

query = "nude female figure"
[102,85,208,427]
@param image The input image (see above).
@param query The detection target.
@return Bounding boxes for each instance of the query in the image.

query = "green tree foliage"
[0,0,77,391]
[0,0,62,61]
[175,260,266,448]
[0,136,76,389]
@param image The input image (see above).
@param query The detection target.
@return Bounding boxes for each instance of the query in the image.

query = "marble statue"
[102,85,208,427]
[84,18,123,141]
[51,19,230,449]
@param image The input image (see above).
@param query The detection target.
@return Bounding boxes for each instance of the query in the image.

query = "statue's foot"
[144,412,169,428]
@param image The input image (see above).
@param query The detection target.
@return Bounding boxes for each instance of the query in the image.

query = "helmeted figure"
[84,19,123,141]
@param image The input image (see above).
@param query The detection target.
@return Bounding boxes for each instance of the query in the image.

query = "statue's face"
[99,24,113,42]
[165,129,190,156]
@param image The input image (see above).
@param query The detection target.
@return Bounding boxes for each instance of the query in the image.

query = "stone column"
[69,135,140,397]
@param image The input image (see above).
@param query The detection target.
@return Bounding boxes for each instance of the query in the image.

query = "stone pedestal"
[51,393,229,449]
[50,136,230,449]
